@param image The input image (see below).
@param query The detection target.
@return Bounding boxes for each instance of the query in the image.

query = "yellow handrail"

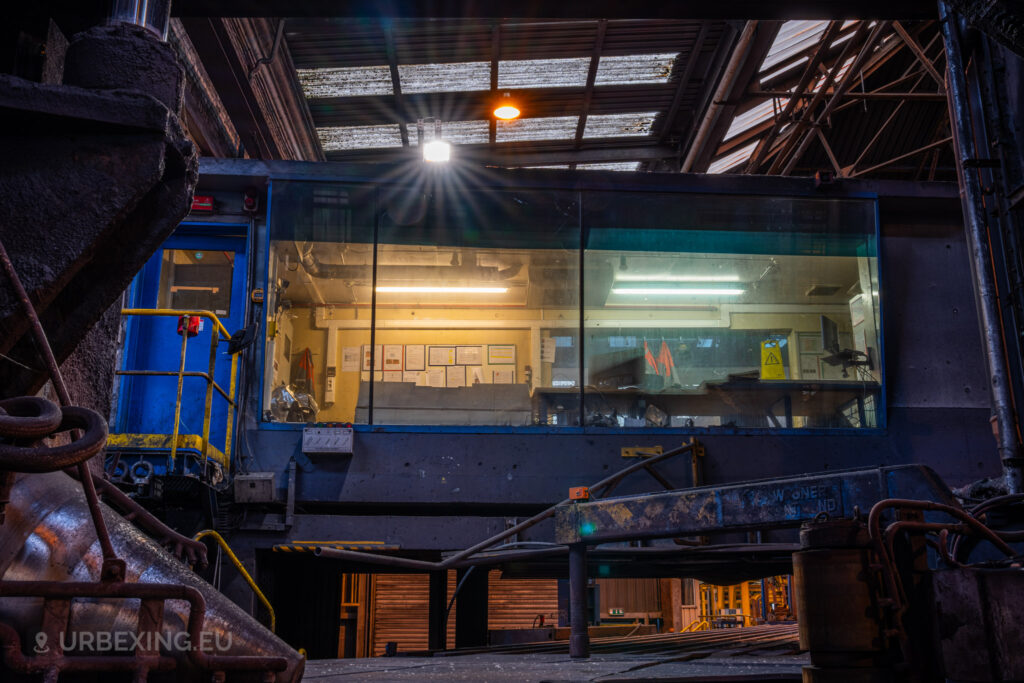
[122,308,232,338]
[117,309,239,469]
[193,529,276,632]
[681,619,710,633]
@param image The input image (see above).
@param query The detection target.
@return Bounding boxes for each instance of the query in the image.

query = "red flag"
[644,341,659,375]
[657,340,675,379]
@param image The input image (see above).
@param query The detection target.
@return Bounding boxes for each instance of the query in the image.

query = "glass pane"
[158,248,233,315]
[263,181,376,424]
[582,191,880,430]
[372,185,580,426]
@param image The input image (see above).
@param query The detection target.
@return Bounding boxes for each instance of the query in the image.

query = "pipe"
[0,472,304,682]
[568,543,589,659]
[680,22,758,173]
[940,2,1023,493]
[193,529,277,633]
[248,19,286,81]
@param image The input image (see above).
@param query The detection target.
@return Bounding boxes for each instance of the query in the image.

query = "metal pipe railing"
[193,529,276,632]
[939,3,1023,493]
[116,309,240,471]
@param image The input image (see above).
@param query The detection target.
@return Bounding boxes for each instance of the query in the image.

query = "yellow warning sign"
[760,340,786,380]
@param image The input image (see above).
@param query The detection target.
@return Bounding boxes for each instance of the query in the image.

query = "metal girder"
[170,1,941,20]
[180,17,322,161]
[324,141,677,165]
[554,464,957,545]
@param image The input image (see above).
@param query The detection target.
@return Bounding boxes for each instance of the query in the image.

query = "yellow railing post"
[224,353,238,465]
[169,331,189,469]
[201,326,219,461]
[119,309,238,473]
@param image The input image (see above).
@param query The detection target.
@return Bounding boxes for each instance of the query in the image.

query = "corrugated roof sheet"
[495,116,579,142]
[297,66,393,98]
[760,20,828,72]
[408,120,490,145]
[584,112,658,138]
[318,124,403,150]
[594,53,677,85]
[708,140,758,173]
[399,61,490,93]
[498,57,591,89]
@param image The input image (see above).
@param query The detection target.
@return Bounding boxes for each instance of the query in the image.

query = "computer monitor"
[820,315,840,355]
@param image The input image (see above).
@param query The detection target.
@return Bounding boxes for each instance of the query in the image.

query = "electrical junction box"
[302,426,354,455]
[234,472,275,503]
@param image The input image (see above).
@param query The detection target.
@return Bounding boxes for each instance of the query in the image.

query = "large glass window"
[263,181,375,423]
[264,180,880,430]
[369,186,579,425]
[580,192,880,429]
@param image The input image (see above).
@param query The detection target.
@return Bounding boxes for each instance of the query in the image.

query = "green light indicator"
[580,521,596,536]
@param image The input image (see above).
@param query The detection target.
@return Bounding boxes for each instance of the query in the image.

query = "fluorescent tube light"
[614,274,742,283]
[376,286,508,294]
[611,287,746,296]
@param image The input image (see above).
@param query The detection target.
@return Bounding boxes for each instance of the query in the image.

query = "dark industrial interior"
[2,0,1024,680]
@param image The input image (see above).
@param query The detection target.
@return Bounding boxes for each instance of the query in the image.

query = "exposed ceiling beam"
[572,20,608,157]
[324,141,676,165]
[658,22,709,144]
[681,20,780,173]
[744,20,842,173]
[382,21,410,146]
[172,1,940,20]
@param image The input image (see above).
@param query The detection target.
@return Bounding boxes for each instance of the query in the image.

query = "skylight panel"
[595,53,677,85]
[495,116,579,142]
[498,58,591,89]
[408,120,489,146]
[577,161,641,171]
[398,62,490,93]
[707,141,758,174]
[583,112,658,138]
[317,125,403,151]
[760,21,828,73]
[297,66,394,98]
[724,99,784,141]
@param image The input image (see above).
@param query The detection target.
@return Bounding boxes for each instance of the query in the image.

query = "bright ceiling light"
[494,104,521,120]
[376,286,508,294]
[422,139,451,162]
[611,287,746,296]
[614,274,742,283]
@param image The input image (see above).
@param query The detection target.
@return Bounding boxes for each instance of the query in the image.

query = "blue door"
[116,223,248,473]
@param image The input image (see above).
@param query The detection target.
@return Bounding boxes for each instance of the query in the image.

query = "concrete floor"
[302,624,806,682]
[302,653,808,682]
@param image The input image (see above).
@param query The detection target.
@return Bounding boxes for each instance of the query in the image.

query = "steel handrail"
[117,309,240,470]
[193,529,276,632]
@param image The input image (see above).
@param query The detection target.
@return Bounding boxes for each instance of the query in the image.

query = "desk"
[533,380,881,428]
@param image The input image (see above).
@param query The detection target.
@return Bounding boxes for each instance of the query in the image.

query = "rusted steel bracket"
[555,464,958,545]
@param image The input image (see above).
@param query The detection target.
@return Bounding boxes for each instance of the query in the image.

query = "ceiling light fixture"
[418,117,451,162]
[611,287,746,296]
[376,286,508,294]
[422,139,451,162]
[493,92,521,120]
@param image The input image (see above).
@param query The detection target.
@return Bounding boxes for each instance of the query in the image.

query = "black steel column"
[427,570,447,651]
[454,567,488,648]
[568,543,589,658]
[940,1,1023,493]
